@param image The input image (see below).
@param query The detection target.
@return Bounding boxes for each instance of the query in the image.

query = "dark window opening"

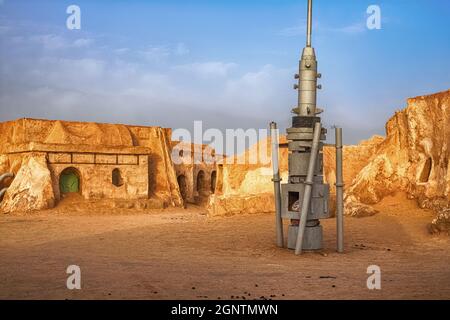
[112,168,124,187]
[419,158,432,183]
[211,171,217,193]
[288,191,301,212]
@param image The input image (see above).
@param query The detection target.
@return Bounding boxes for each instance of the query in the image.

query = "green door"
[60,170,79,194]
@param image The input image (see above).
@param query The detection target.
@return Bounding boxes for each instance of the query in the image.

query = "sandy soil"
[0,193,449,300]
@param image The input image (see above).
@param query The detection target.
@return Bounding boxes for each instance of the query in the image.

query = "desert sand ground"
[0,193,449,300]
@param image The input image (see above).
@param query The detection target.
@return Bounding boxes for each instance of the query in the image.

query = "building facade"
[0,119,186,212]
[171,141,219,204]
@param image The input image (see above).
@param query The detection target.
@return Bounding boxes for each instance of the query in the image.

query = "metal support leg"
[270,122,284,248]
[295,122,322,255]
[335,127,344,253]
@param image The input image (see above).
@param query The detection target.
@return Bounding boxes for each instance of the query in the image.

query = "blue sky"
[0,0,449,145]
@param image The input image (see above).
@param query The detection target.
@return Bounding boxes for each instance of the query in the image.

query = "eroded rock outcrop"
[0,153,55,213]
[208,136,289,216]
[345,90,450,216]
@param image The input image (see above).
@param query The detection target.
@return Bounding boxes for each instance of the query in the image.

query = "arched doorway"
[196,170,205,194]
[59,167,80,194]
[177,175,187,201]
[211,171,217,193]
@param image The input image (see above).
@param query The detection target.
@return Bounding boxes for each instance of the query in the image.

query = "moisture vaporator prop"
[271,0,344,255]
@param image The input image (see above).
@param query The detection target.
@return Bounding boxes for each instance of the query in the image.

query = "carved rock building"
[0,118,217,213]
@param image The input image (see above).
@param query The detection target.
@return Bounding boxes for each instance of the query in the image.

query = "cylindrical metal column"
[295,122,322,255]
[335,127,344,253]
[297,0,317,117]
[270,122,284,248]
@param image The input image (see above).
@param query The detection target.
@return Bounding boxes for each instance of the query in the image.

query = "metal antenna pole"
[306,0,313,47]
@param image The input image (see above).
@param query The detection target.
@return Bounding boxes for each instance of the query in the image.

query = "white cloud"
[139,46,171,62]
[138,43,190,61]
[114,47,130,55]
[0,31,291,131]
[279,20,366,37]
[278,24,306,37]
[175,42,190,56]
[1,33,382,144]
[222,64,291,115]
[331,22,366,34]
[29,34,96,50]
[73,38,95,48]
[30,34,68,50]
[1,29,387,145]
[173,62,237,77]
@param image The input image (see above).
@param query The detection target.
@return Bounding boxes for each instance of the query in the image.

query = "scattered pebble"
[191,287,196,290]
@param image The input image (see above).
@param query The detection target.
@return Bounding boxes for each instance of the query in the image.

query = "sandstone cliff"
[208,135,288,216]
[346,90,449,209]
[344,90,450,230]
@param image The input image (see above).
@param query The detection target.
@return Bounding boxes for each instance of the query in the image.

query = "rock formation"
[344,90,449,222]
[1,153,55,213]
[208,135,289,216]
